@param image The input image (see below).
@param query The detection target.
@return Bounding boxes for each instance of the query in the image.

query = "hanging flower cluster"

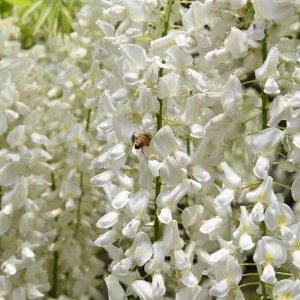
[0,0,300,299]
[0,2,107,299]
[92,0,300,299]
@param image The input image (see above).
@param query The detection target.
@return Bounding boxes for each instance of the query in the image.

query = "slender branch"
[242,79,259,85]
[276,271,294,276]
[242,272,260,277]
[273,181,291,190]
[161,0,174,38]
[75,108,92,233]
[240,263,257,266]
[241,114,260,125]
[50,175,58,298]
[186,136,190,156]
[261,29,268,131]
[50,245,59,298]
[154,0,174,242]
[260,27,269,300]
[239,282,260,288]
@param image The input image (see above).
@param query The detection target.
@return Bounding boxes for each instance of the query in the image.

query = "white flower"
[286,224,300,269]
[253,237,287,283]
[96,211,120,229]
[6,125,26,148]
[105,275,126,300]
[249,177,277,207]
[175,286,203,300]
[0,275,12,297]
[151,31,183,58]
[233,206,259,250]
[145,242,169,297]
[208,256,242,298]
[264,77,280,95]
[272,279,300,300]
[268,96,291,127]
[159,156,185,186]
[166,46,193,73]
[224,27,248,59]
[249,128,284,156]
[182,2,210,32]
[163,220,184,253]
[219,162,241,189]
[153,125,180,158]
[123,0,157,23]
[113,232,153,275]
[253,156,269,179]
[265,202,294,239]
[252,0,294,21]
[131,280,153,300]
[255,47,280,82]
[157,72,180,99]
[119,44,148,71]
[90,170,114,187]
[0,212,10,235]
[291,176,300,201]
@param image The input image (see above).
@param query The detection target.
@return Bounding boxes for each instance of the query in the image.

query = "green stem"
[261,279,268,300]
[75,108,91,233]
[240,263,257,266]
[239,282,260,288]
[242,272,259,277]
[261,29,268,130]
[50,249,58,298]
[161,0,175,37]
[49,175,58,298]
[276,271,294,276]
[51,173,56,191]
[154,0,174,242]
[261,90,268,130]
[241,114,260,125]
[186,136,190,156]
[273,181,291,190]
[154,177,161,241]
[260,28,269,300]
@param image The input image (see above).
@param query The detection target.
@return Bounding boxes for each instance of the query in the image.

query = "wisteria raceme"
[0,0,300,299]
[91,0,300,299]
[0,3,106,299]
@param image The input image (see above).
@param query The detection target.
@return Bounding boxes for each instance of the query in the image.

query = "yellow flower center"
[265,251,273,263]
[256,191,266,203]
[240,223,248,234]
[277,215,286,227]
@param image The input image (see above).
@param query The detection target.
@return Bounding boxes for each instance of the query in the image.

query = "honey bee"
[132,133,152,151]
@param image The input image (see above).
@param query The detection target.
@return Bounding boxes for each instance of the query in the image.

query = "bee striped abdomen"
[132,133,151,150]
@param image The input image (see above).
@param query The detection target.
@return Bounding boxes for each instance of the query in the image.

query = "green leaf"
[60,5,72,34]
[0,1,13,17]
[56,6,71,36]
[22,0,43,19]
[34,0,55,34]
[48,2,59,37]
[3,0,32,7]
[60,4,72,23]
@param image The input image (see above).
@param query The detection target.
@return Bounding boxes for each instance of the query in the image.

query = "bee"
[132,133,152,152]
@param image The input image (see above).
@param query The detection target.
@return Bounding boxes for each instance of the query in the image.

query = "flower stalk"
[261,29,268,130]
[75,108,92,234]
[260,28,268,300]
[154,0,174,241]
